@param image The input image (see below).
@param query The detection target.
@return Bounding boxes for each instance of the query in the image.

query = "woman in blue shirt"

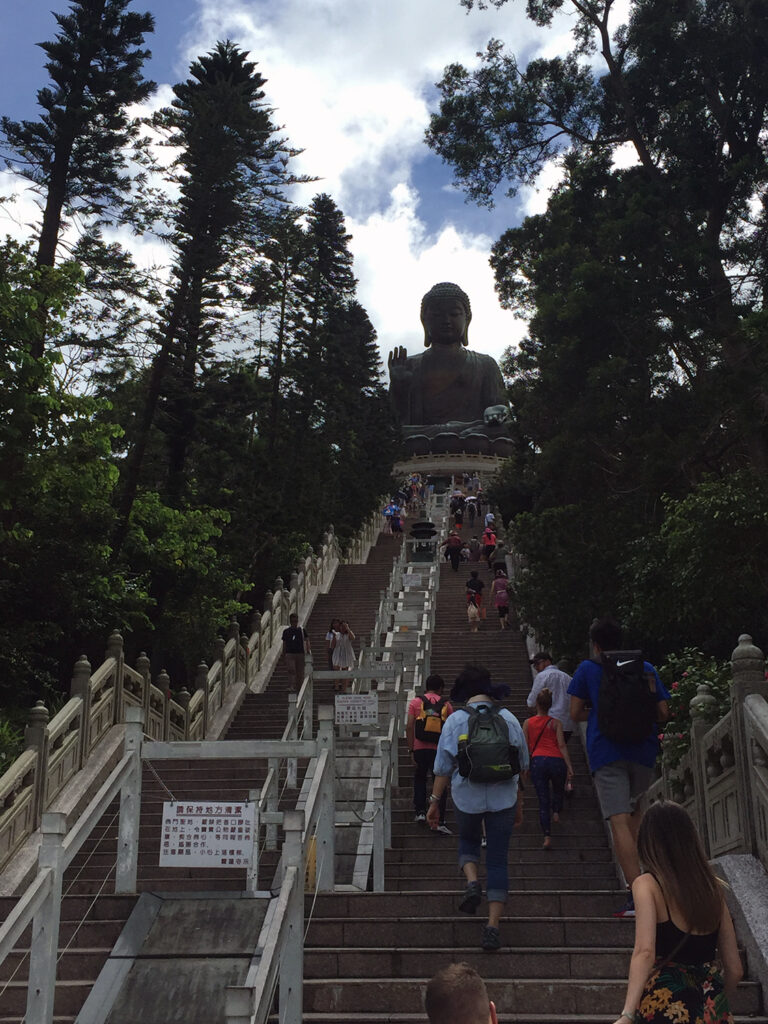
[426,665,529,951]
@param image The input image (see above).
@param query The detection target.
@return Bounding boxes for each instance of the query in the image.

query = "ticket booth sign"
[160,801,255,867]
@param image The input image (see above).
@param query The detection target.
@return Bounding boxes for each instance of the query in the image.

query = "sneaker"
[414,812,426,823]
[458,881,483,914]
[435,823,453,835]
[481,925,501,951]
[613,895,635,918]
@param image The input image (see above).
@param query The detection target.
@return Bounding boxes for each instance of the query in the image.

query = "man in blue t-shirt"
[568,617,669,917]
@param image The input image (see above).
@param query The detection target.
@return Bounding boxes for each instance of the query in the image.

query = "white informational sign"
[335,693,379,726]
[402,573,423,588]
[159,801,255,868]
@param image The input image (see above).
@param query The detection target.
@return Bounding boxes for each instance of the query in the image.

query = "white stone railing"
[646,634,768,874]
[0,508,388,876]
[0,706,337,1024]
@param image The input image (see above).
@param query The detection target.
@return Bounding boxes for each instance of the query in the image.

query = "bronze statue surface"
[387,282,513,455]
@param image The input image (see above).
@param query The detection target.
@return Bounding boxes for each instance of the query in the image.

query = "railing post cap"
[318,705,334,721]
[283,809,304,831]
[689,682,717,716]
[41,811,67,835]
[28,700,49,725]
[732,633,764,663]
[107,629,124,651]
[125,707,145,725]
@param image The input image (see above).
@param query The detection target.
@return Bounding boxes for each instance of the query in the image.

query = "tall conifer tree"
[1,0,154,356]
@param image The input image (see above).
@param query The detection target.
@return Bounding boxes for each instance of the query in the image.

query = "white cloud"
[349,184,526,370]
[2,0,570,372]
[174,0,539,362]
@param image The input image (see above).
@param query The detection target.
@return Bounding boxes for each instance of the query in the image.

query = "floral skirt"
[635,960,733,1024]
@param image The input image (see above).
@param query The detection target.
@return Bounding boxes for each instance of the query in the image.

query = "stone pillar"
[25,701,49,827]
[70,655,92,766]
[315,706,336,892]
[689,682,717,852]
[156,669,171,740]
[250,611,262,672]
[177,688,191,739]
[27,812,66,1024]
[136,651,152,720]
[106,630,125,723]
[730,634,768,856]
[195,661,209,736]
[116,708,144,894]
[280,809,305,1024]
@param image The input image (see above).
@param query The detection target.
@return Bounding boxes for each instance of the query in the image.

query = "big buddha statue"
[387,282,514,456]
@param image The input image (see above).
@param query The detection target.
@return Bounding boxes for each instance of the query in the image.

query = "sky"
[0,0,583,369]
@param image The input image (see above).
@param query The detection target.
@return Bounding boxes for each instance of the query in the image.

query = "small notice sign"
[160,801,255,868]
[402,573,423,588]
[335,693,378,726]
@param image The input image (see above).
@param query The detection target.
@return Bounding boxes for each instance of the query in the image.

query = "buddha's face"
[422,297,468,346]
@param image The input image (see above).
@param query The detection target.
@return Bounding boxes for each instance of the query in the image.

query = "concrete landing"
[80,894,270,1024]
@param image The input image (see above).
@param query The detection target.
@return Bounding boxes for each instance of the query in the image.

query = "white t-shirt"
[526,664,575,733]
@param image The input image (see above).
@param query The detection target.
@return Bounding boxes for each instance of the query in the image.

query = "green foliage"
[0,716,23,774]
[624,471,768,658]
[436,1,768,662]
[656,648,731,769]
[0,14,400,720]
[509,502,636,658]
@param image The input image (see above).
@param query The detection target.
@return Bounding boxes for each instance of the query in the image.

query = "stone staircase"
[2,536,766,1023]
[0,529,402,1023]
[297,559,767,1022]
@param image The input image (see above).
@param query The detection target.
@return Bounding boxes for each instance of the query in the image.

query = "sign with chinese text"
[159,801,255,868]
[334,693,378,726]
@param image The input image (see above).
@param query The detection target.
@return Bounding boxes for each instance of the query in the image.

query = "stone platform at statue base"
[393,452,506,477]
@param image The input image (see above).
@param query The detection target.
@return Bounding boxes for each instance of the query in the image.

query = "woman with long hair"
[613,800,742,1024]
[523,688,574,849]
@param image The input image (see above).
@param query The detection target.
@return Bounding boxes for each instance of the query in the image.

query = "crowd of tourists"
[288,478,745,1024]
[409,615,744,1023]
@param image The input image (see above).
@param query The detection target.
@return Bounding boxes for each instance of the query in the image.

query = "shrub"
[657,648,731,768]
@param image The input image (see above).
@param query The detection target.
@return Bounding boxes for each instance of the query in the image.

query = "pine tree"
[112,41,302,552]
[1,0,154,356]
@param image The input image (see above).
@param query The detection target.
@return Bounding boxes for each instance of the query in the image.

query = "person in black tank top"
[612,801,742,1024]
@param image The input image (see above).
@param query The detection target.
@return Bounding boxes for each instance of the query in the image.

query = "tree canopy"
[0,8,396,722]
[430,0,768,661]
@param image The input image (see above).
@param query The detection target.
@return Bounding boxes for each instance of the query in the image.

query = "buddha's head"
[421,282,471,348]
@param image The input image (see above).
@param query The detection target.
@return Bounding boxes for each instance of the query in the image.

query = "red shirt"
[526,715,563,759]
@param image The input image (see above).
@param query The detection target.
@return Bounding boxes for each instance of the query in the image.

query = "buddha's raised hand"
[387,346,411,383]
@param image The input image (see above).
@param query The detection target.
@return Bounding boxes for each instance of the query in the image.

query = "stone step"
[276,1016,768,1024]
[304,891,625,918]
[0,895,137,921]
[384,846,612,864]
[299,977,764,1016]
[304,946,633,979]
[389,834,608,853]
[2,919,126,951]
[305,916,637,949]
[0,980,93,1016]
[383,861,616,880]
[0,948,111,983]
[387,875,618,891]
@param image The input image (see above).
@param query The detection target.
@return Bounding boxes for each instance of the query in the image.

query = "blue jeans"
[530,756,566,835]
[453,804,517,903]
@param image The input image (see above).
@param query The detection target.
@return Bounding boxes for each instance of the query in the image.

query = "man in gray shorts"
[568,617,670,917]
